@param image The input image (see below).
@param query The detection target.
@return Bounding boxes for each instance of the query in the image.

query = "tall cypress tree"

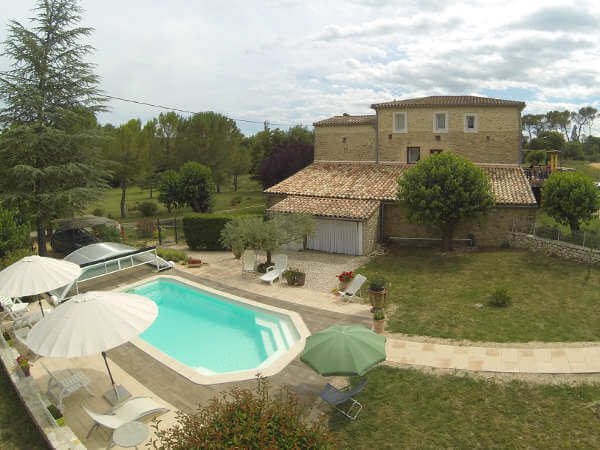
[0,0,109,255]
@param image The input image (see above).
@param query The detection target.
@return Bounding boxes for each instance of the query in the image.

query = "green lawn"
[356,249,600,342]
[332,366,600,449]
[0,369,48,449]
[87,174,265,221]
[561,159,600,181]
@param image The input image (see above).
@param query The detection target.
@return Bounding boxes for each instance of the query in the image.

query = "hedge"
[183,213,261,250]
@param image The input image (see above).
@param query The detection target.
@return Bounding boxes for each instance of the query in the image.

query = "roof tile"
[313,114,376,127]
[268,196,380,220]
[371,95,525,109]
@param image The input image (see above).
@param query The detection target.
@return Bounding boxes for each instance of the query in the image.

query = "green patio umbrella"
[300,325,386,376]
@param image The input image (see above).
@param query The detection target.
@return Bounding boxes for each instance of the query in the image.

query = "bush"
[370,276,386,292]
[156,248,187,262]
[136,219,156,238]
[179,162,216,213]
[92,207,104,217]
[139,201,158,217]
[230,196,242,206]
[283,267,305,286]
[151,377,337,449]
[489,287,511,307]
[0,207,30,259]
[92,225,121,242]
[373,310,385,320]
[525,150,546,166]
[184,214,260,250]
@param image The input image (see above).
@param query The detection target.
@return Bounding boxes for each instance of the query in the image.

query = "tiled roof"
[268,196,380,220]
[265,162,536,206]
[479,165,537,206]
[265,162,406,201]
[313,114,376,127]
[371,95,525,109]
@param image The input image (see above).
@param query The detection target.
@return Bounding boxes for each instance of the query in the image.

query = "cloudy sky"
[1,0,599,135]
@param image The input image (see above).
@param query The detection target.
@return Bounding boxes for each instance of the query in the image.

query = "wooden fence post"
[157,218,162,245]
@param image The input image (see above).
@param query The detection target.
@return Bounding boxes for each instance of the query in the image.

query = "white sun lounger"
[259,254,287,285]
[339,274,367,302]
[241,249,257,277]
[0,296,29,321]
[41,362,94,411]
[83,396,169,438]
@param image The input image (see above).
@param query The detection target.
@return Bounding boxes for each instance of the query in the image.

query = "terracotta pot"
[339,280,349,291]
[373,318,385,334]
[369,289,387,309]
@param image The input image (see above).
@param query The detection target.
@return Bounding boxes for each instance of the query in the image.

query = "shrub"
[219,216,255,258]
[136,219,156,238]
[0,248,34,271]
[373,310,385,320]
[184,214,260,250]
[283,267,305,286]
[525,150,547,166]
[92,225,121,242]
[0,207,30,259]
[156,248,187,262]
[151,377,337,449]
[139,201,158,217]
[229,196,242,206]
[370,276,386,292]
[92,207,104,217]
[489,287,511,307]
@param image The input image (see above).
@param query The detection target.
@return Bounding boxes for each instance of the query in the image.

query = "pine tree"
[0,0,109,255]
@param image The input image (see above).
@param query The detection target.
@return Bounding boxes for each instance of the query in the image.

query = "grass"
[332,366,600,449]
[356,248,600,342]
[561,159,600,181]
[0,368,48,449]
[86,174,265,222]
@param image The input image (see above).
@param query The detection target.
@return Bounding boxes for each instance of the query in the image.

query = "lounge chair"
[0,296,29,321]
[338,274,367,302]
[259,254,287,285]
[241,249,257,277]
[4,306,45,329]
[319,378,368,420]
[41,361,94,411]
[83,396,169,438]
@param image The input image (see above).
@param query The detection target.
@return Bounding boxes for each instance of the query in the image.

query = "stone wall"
[383,203,537,247]
[509,232,600,265]
[362,207,380,254]
[314,125,376,162]
[376,106,521,164]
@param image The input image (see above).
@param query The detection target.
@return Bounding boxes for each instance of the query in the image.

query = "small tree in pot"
[369,276,387,310]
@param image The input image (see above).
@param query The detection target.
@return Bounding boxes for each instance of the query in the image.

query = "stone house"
[265,96,537,255]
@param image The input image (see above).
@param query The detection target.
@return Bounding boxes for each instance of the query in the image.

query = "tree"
[522,114,546,141]
[562,141,584,160]
[571,107,598,142]
[151,377,337,449]
[102,119,149,218]
[178,162,216,213]
[0,206,30,259]
[157,169,181,213]
[245,214,315,265]
[398,152,495,251]
[528,131,565,151]
[545,110,572,141]
[0,0,109,255]
[542,172,599,231]
[229,145,251,191]
[258,139,314,189]
[154,111,181,171]
[219,216,253,258]
[524,150,546,166]
[175,112,242,192]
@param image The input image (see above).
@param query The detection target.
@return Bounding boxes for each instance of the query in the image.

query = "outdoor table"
[108,421,149,449]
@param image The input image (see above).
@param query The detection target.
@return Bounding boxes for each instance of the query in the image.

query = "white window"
[464,113,478,133]
[407,147,420,164]
[393,112,407,133]
[433,112,448,133]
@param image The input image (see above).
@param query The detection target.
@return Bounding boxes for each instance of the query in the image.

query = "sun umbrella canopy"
[300,325,386,377]
[0,255,82,298]
[26,291,158,358]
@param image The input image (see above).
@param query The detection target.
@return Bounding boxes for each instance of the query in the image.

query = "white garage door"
[306,219,363,255]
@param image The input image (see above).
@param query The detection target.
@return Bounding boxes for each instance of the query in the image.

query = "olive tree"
[398,152,495,251]
[542,171,599,231]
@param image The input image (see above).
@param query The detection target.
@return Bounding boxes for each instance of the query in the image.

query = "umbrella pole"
[101,351,119,400]
[38,299,44,317]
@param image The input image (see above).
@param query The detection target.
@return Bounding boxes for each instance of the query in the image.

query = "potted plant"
[283,268,306,287]
[47,404,65,426]
[373,309,385,334]
[186,258,203,268]
[337,271,354,290]
[2,330,12,347]
[16,355,31,377]
[369,276,387,310]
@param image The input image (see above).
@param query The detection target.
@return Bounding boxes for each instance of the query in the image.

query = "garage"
[306,218,363,255]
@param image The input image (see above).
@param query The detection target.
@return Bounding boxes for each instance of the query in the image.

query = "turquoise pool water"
[130,279,298,374]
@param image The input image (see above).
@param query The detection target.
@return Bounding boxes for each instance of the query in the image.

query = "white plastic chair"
[259,254,287,285]
[0,296,29,321]
[41,361,94,411]
[339,274,367,302]
[83,396,169,438]
[241,249,257,277]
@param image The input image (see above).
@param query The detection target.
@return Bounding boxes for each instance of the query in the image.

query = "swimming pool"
[125,276,309,384]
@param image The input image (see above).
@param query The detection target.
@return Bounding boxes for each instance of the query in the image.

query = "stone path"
[384,337,600,374]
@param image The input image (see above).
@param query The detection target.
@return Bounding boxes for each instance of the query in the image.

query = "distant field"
[561,159,600,180]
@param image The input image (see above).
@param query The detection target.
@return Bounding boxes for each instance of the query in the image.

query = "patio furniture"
[108,421,149,449]
[259,254,287,285]
[338,274,367,302]
[83,396,168,438]
[241,250,257,277]
[319,378,368,420]
[41,361,94,411]
[0,296,30,323]
[5,307,45,329]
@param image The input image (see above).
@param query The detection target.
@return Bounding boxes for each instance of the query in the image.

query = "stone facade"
[362,207,380,254]
[509,232,600,265]
[314,125,376,162]
[376,106,521,164]
[383,203,536,247]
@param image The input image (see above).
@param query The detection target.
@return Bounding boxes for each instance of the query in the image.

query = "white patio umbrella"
[0,255,82,316]
[26,290,158,405]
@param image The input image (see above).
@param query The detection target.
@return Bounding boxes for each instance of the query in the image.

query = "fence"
[512,217,600,250]
[119,217,179,248]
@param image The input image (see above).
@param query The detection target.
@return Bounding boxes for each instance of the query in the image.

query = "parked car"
[50,228,98,255]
